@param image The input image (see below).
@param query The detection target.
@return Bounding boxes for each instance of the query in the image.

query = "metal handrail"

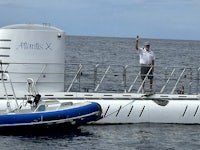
[66,64,82,92]
[122,65,128,92]
[0,62,199,94]
[94,65,111,92]
[35,64,47,83]
[197,67,200,94]
[65,63,199,94]
[137,66,153,93]
[0,62,65,85]
[160,68,176,93]
[1,72,19,109]
[128,71,140,92]
[171,68,186,94]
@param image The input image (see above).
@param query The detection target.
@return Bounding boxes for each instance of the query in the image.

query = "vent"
[0,47,10,50]
[0,79,7,81]
[0,55,10,57]
[44,94,54,96]
[0,39,11,41]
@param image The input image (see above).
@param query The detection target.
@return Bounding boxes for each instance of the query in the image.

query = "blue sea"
[1,124,200,150]
[1,36,200,149]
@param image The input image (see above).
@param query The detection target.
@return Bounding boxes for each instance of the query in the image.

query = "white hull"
[46,92,200,124]
[1,92,200,124]
[95,99,200,124]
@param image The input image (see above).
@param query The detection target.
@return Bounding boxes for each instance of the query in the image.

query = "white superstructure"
[0,24,65,94]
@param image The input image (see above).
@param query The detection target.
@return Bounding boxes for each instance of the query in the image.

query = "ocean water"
[1,124,200,150]
[65,36,200,93]
[1,36,200,149]
[65,36,199,67]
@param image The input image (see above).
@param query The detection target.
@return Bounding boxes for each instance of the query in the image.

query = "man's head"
[144,41,150,51]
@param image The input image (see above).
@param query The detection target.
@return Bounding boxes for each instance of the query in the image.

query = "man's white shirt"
[138,47,155,65]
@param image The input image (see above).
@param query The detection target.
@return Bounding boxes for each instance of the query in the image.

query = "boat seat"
[35,104,46,112]
[60,102,73,107]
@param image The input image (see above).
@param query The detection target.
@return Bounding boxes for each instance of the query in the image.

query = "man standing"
[135,35,155,93]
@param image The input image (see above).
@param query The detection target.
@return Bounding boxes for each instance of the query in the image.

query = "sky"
[0,0,200,40]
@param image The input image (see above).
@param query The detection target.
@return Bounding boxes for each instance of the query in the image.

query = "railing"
[0,62,19,109]
[0,62,65,84]
[0,62,200,94]
[65,63,200,94]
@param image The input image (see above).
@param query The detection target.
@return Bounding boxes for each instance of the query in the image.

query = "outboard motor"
[33,94,41,107]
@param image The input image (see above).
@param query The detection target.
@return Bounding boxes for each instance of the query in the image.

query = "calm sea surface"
[0,36,200,149]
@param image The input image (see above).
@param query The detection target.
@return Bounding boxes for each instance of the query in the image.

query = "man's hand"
[135,35,139,50]
[136,35,139,41]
